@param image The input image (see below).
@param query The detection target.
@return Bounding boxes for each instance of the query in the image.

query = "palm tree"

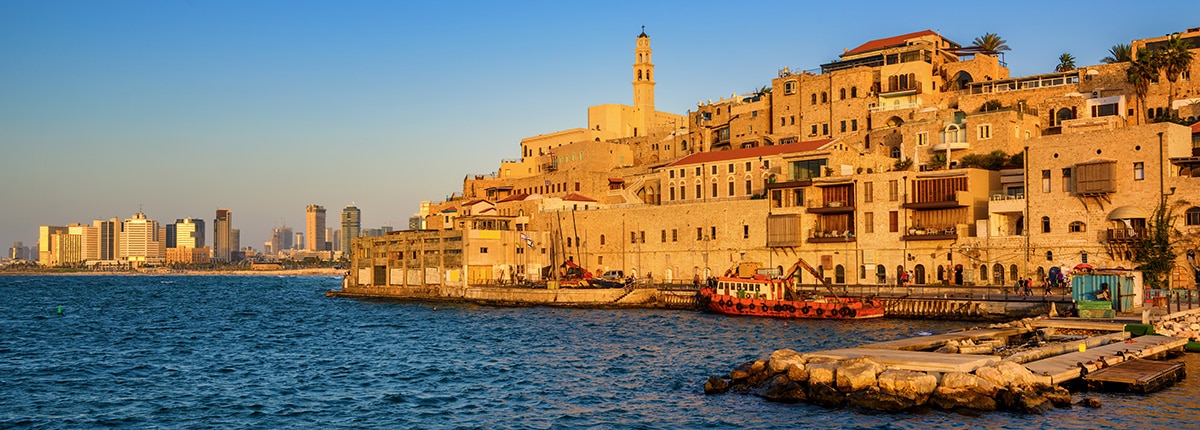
[1100,44,1132,64]
[972,33,1011,55]
[1127,48,1159,124]
[1056,53,1076,72]
[1158,34,1195,116]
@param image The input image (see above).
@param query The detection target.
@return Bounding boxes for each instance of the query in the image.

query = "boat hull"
[701,289,885,319]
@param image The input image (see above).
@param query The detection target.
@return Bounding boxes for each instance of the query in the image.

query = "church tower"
[632,27,655,112]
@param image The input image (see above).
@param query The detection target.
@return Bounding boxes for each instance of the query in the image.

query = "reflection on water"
[0,275,1195,429]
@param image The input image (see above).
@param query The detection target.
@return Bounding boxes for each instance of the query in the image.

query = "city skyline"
[3,1,1199,248]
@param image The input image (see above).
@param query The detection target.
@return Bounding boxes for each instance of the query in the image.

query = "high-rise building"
[340,205,361,254]
[93,218,119,261]
[214,208,232,262]
[168,218,206,249]
[306,204,326,251]
[119,211,163,263]
[295,232,305,250]
[230,229,240,252]
[38,225,68,265]
[270,226,294,254]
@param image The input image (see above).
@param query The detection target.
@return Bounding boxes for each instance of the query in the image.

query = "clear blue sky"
[2,1,1197,250]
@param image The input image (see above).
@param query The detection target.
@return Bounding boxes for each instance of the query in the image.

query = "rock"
[849,386,916,412]
[807,382,845,408]
[759,374,807,403]
[1079,397,1102,408]
[1190,323,1200,331]
[974,366,1007,389]
[877,370,937,404]
[934,345,959,353]
[1042,385,1073,408]
[940,371,977,390]
[807,362,838,385]
[729,359,772,392]
[786,363,809,383]
[995,361,1036,388]
[997,387,1053,414]
[836,358,884,393]
[930,386,998,411]
[704,376,730,395]
[768,349,806,374]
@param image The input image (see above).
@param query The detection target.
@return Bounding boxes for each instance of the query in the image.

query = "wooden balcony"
[806,201,855,214]
[1106,228,1146,243]
[808,231,855,243]
[903,190,972,210]
[903,227,958,241]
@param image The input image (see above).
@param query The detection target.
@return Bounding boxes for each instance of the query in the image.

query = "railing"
[870,102,920,112]
[1106,228,1146,242]
[880,81,922,95]
[1145,289,1200,313]
[990,192,1025,201]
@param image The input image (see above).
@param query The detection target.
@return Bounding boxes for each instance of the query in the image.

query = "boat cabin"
[715,276,785,301]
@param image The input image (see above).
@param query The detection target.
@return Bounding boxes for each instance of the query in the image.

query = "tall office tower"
[120,211,163,262]
[325,227,334,251]
[340,205,360,254]
[214,208,232,262]
[69,223,99,262]
[165,223,177,248]
[171,218,205,248]
[9,242,24,260]
[230,229,240,252]
[270,226,294,254]
[38,226,68,265]
[305,204,326,251]
[93,218,119,261]
[295,232,304,250]
[331,229,340,252]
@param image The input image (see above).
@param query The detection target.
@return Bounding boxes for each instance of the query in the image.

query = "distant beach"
[0,268,345,277]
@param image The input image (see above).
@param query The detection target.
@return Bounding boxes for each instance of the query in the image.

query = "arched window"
[1010,265,1019,283]
[1042,216,1051,233]
[1046,250,1053,261]
[1069,221,1086,232]
[980,264,988,281]
[937,265,945,281]
[914,265,926,284]
[890,146,901,159]
[681,140,688,151]
[637,70,642,81]
[646,71,650,80]
[835,265,845,284]
[1186,207,1200,226]
[877,265,887,284]
[839,88,846,100]
[811,94,817,105]
[993,263,1005,285]
[851,86,858,98]
[821,92,828,103]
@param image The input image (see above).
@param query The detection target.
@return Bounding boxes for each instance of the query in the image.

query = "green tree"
[972,33,1010,55]
[1134,201,1188,289]
[960,150,1010,170]
[1055,53,1076,72]
[1158,34,1195,116]
[1100,43,1132,64]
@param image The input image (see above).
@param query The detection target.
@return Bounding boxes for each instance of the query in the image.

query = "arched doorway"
[937,265,946,283]
[954,264,964,285]
[953,71,974,90]
[896,265,906,286]
[835,265,845,284]
[914,265,927,284]
[1054,108,1075,126]
[994,263,1005,286]
[877,265,887,284]
[1010,265,1019,283]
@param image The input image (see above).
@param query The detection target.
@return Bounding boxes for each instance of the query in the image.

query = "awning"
[1107,206,1148,220]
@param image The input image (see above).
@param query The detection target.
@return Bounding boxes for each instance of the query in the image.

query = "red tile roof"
[1191,122,1200,134]
[562,193,597,202]
[666,139,836,167]
[843,30,938,57]
[498,193,530,203]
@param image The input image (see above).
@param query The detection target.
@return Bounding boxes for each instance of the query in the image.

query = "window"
[728,163,734,173]
[695,167,701,176]
[821,92,827,103]
[916,132,928,146]
[567,237,572,247]
[669,187,676,201]
[839,88,846,100]
[672,229,678,242]
[745,162,751,171]
[784,81,797,95]
[639,231,645,243]
[711,226,717,240]
[728,181,734,196]
[1042,170,1051,193]
[811,94,817,104]
[743,225,749,239]
[745,179,752,195]
[711,182,717,198]
[1042,216,1051,233]
[1062,168,1073,193]
[851,87,857,98]
[851,119,858,131]
[978,124,991,140]
[1186,207,1200,226]
[840,121,846,133]
[711,165,717,175]
[680,168,686,177]
[696,183,702,199]
[680,185,686,200]
[781,117,787,127]
[822,123,829,135]
[790,159,826,180]
[1081,252,1088,263]
[1134,162,1144,180]
[889,211,898,232]
[1046,251,1054,261]
[888,180,899,201]
[661,230,667,242]
[480,247,488,253]
[1069,221,1086,232]
[865,212,874,233]
[631,232,637,244]
[811,125,818,135]
[600,234,605,245]
[790,116,795,125]
[863,182,874,202]
[697,227,703,241]
[669,170,675,179]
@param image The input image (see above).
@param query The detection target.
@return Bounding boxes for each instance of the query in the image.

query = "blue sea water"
[1,275,1196,429]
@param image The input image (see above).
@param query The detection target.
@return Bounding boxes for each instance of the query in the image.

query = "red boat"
[699,259,885,319]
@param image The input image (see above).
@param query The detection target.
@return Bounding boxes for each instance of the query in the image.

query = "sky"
[3,1,1199,251]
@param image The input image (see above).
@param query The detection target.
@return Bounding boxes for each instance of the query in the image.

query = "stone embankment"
[705,349,1088,414]
[1153,309,1200,342]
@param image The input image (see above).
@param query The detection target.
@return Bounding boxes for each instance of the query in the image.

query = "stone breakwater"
[704,349,1084,414]
[1154,310,1200,342]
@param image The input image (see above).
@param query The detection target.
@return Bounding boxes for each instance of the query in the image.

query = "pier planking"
[1022,335,1188,384]
[859,327,1031,351]
[804,349,1001,373]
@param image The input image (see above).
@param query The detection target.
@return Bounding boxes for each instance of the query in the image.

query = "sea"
[1,275,1196,429]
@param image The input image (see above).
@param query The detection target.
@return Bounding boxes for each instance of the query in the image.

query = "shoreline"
[0,268,346,277]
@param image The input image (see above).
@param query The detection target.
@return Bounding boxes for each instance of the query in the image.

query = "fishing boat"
[699,259,885,319]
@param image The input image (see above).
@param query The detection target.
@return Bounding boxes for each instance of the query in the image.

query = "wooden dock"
[1022,335,1188,384]
[859,327,1031,351]
[1083,359,1186,393]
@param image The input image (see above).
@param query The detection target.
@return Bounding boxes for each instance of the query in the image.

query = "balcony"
[870,102,920,113]
[765,179,812,190]
[1106,228,1146,243]
[903,190,973,209]
[879,81,922,97]
[806,200,855,214]
[932,141,970,151]
[808,230,856,243]
[903,227,958,241]
[988,192,1025,214]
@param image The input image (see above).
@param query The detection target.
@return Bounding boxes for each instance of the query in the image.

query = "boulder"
[930,386,998,411]
[835,357,884,393]
[768,349,806,374]
[849,386,917,412]
[759,374,807,403]
[786,363,809,383]
[806,382,845,408]
[997,387,1052,414]
[974,366,1007,389]
[876,370,937,404]
[730,360,771,387]
[1042,385,1073,408]
[807,362,838,385]
[1078,397,1102,408]
[704,376,730,395]
[995,361,1036,388]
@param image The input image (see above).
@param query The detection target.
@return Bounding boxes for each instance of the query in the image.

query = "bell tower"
[632,26,655,111]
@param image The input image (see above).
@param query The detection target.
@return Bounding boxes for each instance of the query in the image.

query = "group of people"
[1012,271,1069,297]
